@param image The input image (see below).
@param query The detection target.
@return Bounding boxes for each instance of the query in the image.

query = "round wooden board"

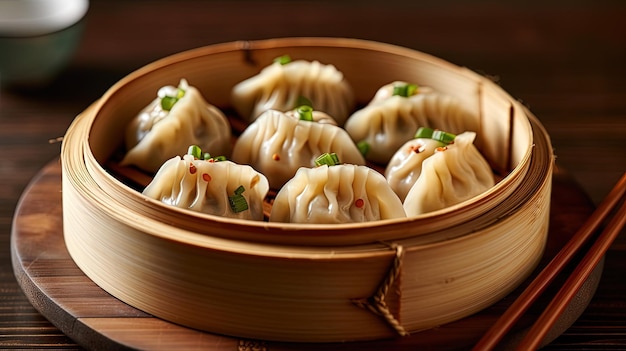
[11,159,604,351]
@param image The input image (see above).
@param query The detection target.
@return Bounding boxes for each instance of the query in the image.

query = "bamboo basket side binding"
[60,38,554,342]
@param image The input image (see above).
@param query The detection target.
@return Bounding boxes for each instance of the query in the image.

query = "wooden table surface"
[1,0,625,349]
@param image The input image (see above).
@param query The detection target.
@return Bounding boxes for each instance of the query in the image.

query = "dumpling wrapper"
[232,109,365,189]
[231,59,355,125]
[143,155,269,221]
[344,81,479,164]
[403,131,494,216]
[121,80,232,174]
[270,164,406,224]
[385,138,444,201]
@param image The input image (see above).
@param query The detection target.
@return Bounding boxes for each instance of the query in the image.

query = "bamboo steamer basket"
[60,37,554,342]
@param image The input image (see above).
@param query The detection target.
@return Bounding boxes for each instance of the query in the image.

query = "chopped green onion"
[315,152,340,167]
[187,146,227,162]
[161,96,178,111]
[432,130,456,144]
[296,105,314,121]
[229,195,248,213]
[392,83,418,97]
[211,155,227,162]
[234,185,245,196]
[160,88,186,111]
[414,127,435,139]
[187,145,203,159]
[274,55,292,65]
[414,127,456,145]
[296,96,313,108]
[175,88,185,99]
[229,186,249,213]
[357,140,370,156]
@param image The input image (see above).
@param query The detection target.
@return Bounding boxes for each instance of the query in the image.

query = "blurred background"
[3,0,624,204]
[1,0,625,348]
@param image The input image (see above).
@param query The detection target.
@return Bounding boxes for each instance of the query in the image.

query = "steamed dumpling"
[344,81,479,164]
[231,57,355,125]
[232,109,365,189]
[121,79,232,173]
[403,131,494,216]
[270,164,406,224]
[143,154,269,221]
[385,137,445,201]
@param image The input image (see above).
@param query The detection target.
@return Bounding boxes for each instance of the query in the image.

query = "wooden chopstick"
[473,171,626,351]
[516,190,626,349]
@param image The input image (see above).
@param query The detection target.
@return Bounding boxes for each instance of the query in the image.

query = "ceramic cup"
[0,0,89,88]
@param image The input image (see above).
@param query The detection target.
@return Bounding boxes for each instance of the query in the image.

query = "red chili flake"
[436,146,448,152]
[208,158,215,163]
[202,173,212,182]
[355,198,365,208]
[189,163,197,174]
[272,153,280,161]
[409,142,424,154]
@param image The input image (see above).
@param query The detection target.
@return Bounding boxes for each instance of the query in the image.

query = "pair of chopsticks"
[473,171,626,350]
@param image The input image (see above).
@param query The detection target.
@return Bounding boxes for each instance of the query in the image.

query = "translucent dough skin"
[269,164,406,224]
[403,132,495,216]
[344,82,479,165]
[232,110,366,190]
[231,60,355,125]
[121,85,232,174]
[385,138,444,201]
[142,156,269,221]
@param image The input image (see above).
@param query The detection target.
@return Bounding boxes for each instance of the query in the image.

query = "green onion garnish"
[161,96,178,111]
[392,83,418,97]
[175,88,185,99]
[229,185,249,213]
[357,140,370,156]
[315,152,340,167]
[414,127,456,144]
[274,55,292,65]
[211,155,227,162]
[187,146,226,162]
[414,127,435,139]
[234,185,245,195]
[188,145,203,159]
[161,88,186,111]
[432,130,456,144]
[296,105,314,121]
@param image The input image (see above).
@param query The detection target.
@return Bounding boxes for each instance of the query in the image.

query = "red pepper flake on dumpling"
[409,143,425,154]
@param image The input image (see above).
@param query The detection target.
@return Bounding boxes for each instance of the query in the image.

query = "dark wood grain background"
[1,0,625,349]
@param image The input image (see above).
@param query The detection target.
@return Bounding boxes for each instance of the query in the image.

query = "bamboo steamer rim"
[68,37,540,247]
